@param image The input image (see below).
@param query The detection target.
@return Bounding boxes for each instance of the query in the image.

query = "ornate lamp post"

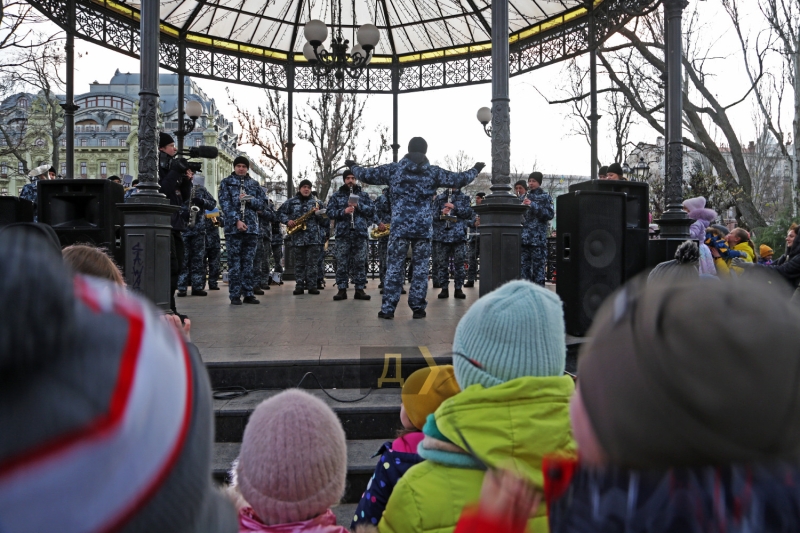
[173,99,203,148]
[476,107,492,137]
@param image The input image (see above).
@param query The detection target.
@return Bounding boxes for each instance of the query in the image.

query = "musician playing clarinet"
[326,168,375,302]
[346,137,484,320]
[277,179,323,296]
[432,187,473,300]
[218,156,267,305]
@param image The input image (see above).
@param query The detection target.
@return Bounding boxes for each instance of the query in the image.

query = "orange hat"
[760,244,774,259]
[401,365,460,430]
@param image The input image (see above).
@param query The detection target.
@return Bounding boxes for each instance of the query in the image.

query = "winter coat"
[277,193,324,246]
[545,457,800,533]
[521,188,554,247]
[727,242,756,274]
[19,182,37,221]
[160,167,193,231]
[378,376,575,533]
[352,155,479,240]
[374,190,392,226]
[765,240,800,288]
[351,433,425,530]
[238,508,347,533]
[271,220,284,245]
[687,207,717,241]
[432,191,473,243]
[182,185,217,237]
[218,173,267,235]
[326,184,376,239]
[258,203,275,238]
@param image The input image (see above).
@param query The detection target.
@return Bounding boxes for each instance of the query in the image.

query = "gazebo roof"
[30,0,652,93]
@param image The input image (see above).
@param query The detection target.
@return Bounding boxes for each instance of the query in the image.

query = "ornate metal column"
[474,0,527,297]
[118,0,178,310]
[176,44,186,152]
[283,61,297,281]
[655,0,691,239]
[392,63,400,162]
[61,0,78,178]
[589,2,600,179]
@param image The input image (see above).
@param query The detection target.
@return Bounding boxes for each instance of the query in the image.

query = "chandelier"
[302,0,380,81]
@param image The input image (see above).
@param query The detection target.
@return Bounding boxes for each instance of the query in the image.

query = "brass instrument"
[287,199,320,235]
[188,184,200,229]
[371,224,391,239]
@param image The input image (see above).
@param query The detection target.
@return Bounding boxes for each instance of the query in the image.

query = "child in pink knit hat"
[226,389,348,533]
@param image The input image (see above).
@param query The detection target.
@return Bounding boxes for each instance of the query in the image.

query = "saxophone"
[287,197,320,235]
[188,184,199,229]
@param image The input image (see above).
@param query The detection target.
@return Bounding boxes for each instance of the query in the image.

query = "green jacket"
[378,376,576,533]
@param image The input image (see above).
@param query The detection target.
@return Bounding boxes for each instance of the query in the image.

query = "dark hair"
[514,180,527,189]
[62,244,124,285]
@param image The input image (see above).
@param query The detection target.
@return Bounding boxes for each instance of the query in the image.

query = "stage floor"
[180,280,480,363]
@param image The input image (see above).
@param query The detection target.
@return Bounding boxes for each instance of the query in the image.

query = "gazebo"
[28,0,689,305]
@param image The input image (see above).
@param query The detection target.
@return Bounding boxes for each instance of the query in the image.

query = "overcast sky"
[52,0,780,180]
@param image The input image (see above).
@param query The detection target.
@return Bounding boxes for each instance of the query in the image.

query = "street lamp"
[622,162,632,176]
[303,6,380,82]
[174,99,203,140]
[476,107,492,137]
[634,156,649,181]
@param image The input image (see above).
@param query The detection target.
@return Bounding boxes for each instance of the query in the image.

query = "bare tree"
[444,150,475,172]
[227,87,289,179]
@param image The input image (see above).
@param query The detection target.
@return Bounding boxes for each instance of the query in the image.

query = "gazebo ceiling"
[93,0,595,63]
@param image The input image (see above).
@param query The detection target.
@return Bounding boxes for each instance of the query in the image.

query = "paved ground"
[179,280,481,363]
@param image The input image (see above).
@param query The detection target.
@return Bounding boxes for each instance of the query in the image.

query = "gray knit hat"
[0,229,237,533]
[452,280,566,389]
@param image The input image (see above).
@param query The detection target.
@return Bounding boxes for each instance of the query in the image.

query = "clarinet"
[349,185,355,229]
[445,190,452,229]
[240,176,247,220]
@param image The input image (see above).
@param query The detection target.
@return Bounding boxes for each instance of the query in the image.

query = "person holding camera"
[177,171,217,298]
[218,156,267,305]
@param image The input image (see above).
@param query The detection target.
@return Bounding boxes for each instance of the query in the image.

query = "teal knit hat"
[452,280,566,389]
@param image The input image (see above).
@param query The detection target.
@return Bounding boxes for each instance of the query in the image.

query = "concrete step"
[332,504,358,527]
[214,439,385,504]
[214,388,402,442]
[207,355,454,391]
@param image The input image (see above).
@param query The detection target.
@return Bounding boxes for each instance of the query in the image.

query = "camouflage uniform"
[123,187,136,201]
[218,172,267,300]
[430,195,443,287]
[466,212,480,283]
[277,193,324,290]
[19,182,37,222]
[327,184,376,290]
[432,190,473,290]
[373,188,392,286]
[352,156,479,315]
[254,199,275,288]
[205,221,222,289]
[317,215,331,287]
[177,185,217,292]
[271,220,284,274]
[521,187,555,286]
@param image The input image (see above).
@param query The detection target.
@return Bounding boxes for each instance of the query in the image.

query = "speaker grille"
[584,229,617,269]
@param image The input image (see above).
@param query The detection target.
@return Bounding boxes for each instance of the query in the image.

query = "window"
[75,126,82,132]
[120,162,127,175]
[17,98,28,108]
[100,162,107,177]
[77,96,133,111]
[60,162,66,175]
[80,138,87,146]
[100,138,107,147]
[80,162,87,176]
[119,139,126,147]
[1,162,6,175]
[18,161,23,174]
[1,187,7,195]
[117,125,130,132]
[194,138,202,147]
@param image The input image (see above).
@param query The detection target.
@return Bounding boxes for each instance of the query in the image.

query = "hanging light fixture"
[302,0,380,81]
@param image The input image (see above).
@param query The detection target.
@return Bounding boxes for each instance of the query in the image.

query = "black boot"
[230,297,242,305]
[191,289,207,296]
[354,289,371,300]
[401,287,407,294]
[433,282,441,289]
[438,289,449,299]
[307,287,320,295]
[454,289,466,299]
[243,296,260,304]
[209,285,220,290]
[333,289,347,301]
[253,287,264,295]
[177,290,187,297]
[463,280,475,288]
[293,287,305,295]
[378,310,394,319]
[413,309,427,319]
[378,282,384,289]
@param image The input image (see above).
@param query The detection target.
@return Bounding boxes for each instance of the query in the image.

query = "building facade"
[0,71,267,198]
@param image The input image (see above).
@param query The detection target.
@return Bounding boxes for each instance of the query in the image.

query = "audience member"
[726,227,756,274]
[378,280,574,533]
[683,196,717,275]
[0,227,237,532]
[226,389,348,532]
[352,365,460,531]
[62,243,124,285]
[545,277,800,532]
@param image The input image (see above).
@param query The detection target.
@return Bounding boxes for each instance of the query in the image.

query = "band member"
[314,191,329,291]
[373,187,391,289]
[19,164,50,221]
[177,171,216,297]
[278,179,323,295]
[48,166,57,180]
[521,171,554,286]
[253,194,276,295]
[218,156,267,305]
[430,192,443,289]
[270,219,284,284]
[464,192,484,287]
[157,132,189,313]
[346,137,484,319]
[205,209,222,290]
[326,169,375,301]
[432,187,473,299]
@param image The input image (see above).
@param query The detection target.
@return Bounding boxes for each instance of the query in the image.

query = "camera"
[170,145,219,175]
[171,157,203,174]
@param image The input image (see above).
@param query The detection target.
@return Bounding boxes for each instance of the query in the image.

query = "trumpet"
[371,224,391,239]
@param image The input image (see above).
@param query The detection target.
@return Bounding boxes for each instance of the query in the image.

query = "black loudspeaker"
[0,197,35,227]
[569,180,650,229]
[38,179,125,265]
[556,191,626,337]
